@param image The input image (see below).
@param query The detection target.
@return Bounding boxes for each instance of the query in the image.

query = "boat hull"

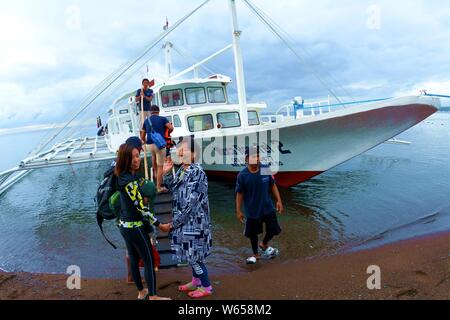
[201,98,438,187]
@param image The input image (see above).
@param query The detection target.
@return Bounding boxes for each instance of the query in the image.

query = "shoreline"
[0,232,448,300]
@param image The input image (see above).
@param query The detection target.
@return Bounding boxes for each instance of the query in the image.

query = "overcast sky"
[0,0,449,130]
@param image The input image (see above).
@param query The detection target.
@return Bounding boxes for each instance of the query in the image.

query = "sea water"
[0,113,449,278]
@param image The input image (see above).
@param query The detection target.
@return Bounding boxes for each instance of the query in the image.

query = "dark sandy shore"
[0,232,448,300]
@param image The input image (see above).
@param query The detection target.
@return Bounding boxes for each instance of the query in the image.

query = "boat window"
[207,87,226,103]
[217,112,241,128]
[248,111,260,126]
[120,116,133,133]
[161,89,184,108]
[185,87,206,105]
[165,116,173,124]
[173,115,182,128]
[153,94,159,107]
[188,114,214,132]
[108,120,117,135]
[114,120,120,134]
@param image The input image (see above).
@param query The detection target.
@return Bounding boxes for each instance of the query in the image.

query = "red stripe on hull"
[205,170,324,188]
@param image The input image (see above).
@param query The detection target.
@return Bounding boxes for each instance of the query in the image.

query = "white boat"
[0,0,441,193]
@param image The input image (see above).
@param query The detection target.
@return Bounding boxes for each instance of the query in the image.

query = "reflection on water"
[0,113,449,278]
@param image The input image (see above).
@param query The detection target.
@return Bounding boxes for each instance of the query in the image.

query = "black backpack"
[95,164,118,249]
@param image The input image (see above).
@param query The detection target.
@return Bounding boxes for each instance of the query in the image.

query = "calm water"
[0,113,449,278]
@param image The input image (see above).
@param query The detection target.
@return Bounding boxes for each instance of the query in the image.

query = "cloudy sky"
[0,0,449,130]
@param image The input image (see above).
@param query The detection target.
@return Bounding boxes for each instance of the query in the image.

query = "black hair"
[150,105,160,113]
[142,78,150,84]
[115,144,138,176]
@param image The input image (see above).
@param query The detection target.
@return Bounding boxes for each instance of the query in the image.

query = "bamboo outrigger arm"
[0,136,116,196]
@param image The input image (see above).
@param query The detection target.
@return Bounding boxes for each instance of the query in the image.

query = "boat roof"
[154,74,232,90]
[112,74,232,107]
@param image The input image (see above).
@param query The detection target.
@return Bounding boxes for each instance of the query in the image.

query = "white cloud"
[0,14,57,74]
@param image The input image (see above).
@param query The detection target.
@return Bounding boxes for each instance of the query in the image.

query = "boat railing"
[261,97,393,124]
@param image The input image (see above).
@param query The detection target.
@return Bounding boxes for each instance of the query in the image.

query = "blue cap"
[125,136,143,151]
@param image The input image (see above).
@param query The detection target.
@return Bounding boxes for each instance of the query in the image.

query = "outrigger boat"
[0,0,443,194]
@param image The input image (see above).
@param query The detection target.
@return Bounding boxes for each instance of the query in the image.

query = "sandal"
[178,282,199,292]
[138,293,150,300]
[188,287,213,299]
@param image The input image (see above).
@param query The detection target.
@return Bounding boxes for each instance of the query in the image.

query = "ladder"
[153,192,179,269]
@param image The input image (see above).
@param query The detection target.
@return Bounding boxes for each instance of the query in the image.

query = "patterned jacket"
[169,163,212,264]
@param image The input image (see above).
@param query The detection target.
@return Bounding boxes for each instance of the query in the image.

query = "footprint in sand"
[396,289,419,299]
[415,270,428,277]
[158,280,182,290]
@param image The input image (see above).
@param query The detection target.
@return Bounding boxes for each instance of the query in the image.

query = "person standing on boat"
[135,79,154,119]
[114,143,171,300]
[236,146,284,265]
[140,105,174,194]
[164,137,213,299]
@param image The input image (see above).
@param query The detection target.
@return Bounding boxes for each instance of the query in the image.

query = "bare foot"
[157,187,169,194]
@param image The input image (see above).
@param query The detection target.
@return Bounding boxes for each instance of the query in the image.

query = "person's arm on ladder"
[140,127,146,145]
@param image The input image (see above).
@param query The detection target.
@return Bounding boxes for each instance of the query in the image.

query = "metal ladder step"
[154,203,172,215]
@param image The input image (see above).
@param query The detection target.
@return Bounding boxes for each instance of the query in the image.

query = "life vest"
[164,127,174,148]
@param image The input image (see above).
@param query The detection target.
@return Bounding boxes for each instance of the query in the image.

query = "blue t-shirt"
[136,88,154,111]
[143,115,169,145]
[235,166,276,220]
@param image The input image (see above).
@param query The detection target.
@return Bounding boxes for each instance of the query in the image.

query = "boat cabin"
[105,75,267,150]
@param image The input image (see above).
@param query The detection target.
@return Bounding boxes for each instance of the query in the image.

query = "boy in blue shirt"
[136,79,154,119]
[235,146,284,264]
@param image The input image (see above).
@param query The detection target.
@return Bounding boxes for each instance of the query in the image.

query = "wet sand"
[0,232,448,300]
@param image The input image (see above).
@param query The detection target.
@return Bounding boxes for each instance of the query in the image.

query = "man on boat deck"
[135,79,154,119]
[236,145,284,265]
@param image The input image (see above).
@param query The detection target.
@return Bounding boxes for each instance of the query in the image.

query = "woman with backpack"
[115,143,171,300]
[164,137,213,299]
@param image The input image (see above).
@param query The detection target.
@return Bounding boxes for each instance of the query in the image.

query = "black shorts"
[244,213,282,238]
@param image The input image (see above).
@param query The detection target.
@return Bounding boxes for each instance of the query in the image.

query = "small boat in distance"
[0,0,441,193]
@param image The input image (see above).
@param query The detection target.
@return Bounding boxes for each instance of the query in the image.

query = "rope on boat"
[60,48,165,143]
[31,0,212,157]
[172,45,216,77]
[425,93,450,99]
[243,0,350,106]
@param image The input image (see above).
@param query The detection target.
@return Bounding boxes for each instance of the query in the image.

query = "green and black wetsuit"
[117,172,160,294]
